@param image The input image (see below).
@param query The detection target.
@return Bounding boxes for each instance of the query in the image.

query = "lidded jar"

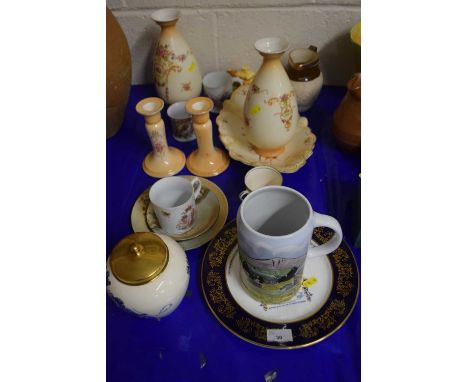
[106,232,189,319]
[243,37,299,158]
[152,9,202,104]
[287,46,323,112]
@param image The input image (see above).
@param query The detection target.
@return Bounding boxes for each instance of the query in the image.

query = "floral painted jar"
[152,9,202,104]
[244,37,299,158]
[287,46,323,112]
[106,232,190,319]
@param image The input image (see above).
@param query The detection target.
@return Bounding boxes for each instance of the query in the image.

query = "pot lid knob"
[109,233,169,286]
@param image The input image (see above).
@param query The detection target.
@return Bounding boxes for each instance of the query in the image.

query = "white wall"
[108,0,360,86]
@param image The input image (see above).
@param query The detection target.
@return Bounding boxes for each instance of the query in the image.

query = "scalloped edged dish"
[216,85,316,173]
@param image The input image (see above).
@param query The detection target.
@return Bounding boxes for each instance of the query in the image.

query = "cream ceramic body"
[106,234,189,318]
[203,71,242,112]
[217,85,316,173]
[291,73,323,112]
[167,101,195,142]
[152,9,202,104]
[236,186,343,304]
[239,166,283,200]
[149,176,202,235]
[243,38,299,155]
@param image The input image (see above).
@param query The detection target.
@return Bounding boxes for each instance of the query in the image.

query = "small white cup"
[239,166,283,200]
[167,102,196,142]
[202,71,242,112]
[149,177,202,235]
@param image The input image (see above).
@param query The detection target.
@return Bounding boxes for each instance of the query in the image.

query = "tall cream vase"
[152,9,202,104]
[244,37,299,157]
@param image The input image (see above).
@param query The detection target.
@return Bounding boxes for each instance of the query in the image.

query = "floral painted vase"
[243,37,299,158]
[152,9,202,104]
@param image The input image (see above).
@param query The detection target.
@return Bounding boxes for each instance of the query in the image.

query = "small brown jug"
[286,45,323,112]
[332,73,361,151]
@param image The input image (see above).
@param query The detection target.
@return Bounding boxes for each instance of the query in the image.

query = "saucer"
[201,219,359,349]
[131,176,228,251]
[216,85,317,173]
[145,185,220,241]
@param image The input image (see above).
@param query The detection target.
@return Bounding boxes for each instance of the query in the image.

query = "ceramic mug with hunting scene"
[149,176,202,235]
[236,186,343,304]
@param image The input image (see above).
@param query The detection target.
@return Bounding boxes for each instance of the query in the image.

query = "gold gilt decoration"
[154,43,189,88]
[140,190,150,215]
[236,316,267,340]
[265,90,296,131]
[314,227,334,242]
[298,299,346,339]
[200,220,359,349]
[332,248,354,297]
[209,227,237,268]
[206,271,236,319]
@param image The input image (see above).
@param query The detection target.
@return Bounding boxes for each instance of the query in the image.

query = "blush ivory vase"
[151,9,202,105]
[244,37,299,158]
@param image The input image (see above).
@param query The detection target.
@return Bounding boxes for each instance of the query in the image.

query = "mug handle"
[307,212,343,258]
[239,190,250,201]
[191,177,202,199]
[231,77,243,89]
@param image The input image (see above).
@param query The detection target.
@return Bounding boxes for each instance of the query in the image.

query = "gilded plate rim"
[201,219,360,349]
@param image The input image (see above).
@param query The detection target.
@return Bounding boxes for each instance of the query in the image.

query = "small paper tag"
[267,329,293,343]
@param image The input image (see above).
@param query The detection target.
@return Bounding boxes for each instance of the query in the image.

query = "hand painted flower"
[181,82,192,92]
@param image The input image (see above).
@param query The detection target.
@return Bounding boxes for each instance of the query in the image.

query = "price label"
[267,329,293,343]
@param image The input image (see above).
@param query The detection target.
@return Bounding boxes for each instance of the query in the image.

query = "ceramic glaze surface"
[243,38,299,156]
[291,73,323,112]
[237,186,342,304]
[217,85,316,173]
[226,244,333,324]
[107,234,189,318]
[152,9,202,104]
[149,177,201,235]
[167,101,195,142]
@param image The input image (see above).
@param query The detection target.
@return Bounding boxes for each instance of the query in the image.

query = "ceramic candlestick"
[136,97,186,177]
[185,97,229,177]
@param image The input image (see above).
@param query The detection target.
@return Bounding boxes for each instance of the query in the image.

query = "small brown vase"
[185,97,229,177]
[106,7,132,139]
[332,73,361,151]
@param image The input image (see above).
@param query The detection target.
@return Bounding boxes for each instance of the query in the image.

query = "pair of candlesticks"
[135,96,230,178]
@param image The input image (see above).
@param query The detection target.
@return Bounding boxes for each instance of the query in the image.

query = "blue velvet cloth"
[107,84,361,382]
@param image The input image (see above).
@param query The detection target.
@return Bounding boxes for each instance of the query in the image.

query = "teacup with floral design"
[149,177,202,235]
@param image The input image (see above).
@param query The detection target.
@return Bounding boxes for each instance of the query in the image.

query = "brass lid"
[109,233,169,286]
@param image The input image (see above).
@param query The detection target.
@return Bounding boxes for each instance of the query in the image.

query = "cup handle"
[307,212,343,258]
[231,77,243,88]
[191,177,202,199]
[239,190,250,201]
